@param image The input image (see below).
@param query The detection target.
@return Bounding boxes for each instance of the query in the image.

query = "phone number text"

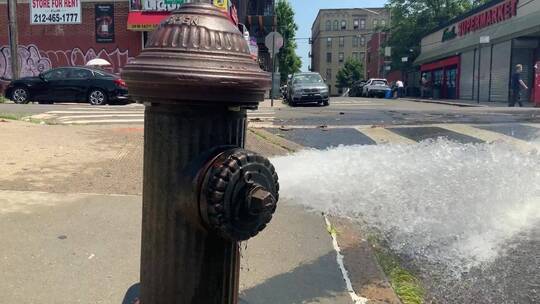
[32,13,80,24]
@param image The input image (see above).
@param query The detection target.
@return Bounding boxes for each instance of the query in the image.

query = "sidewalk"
[0,120,399,304]
[403,97,540,108]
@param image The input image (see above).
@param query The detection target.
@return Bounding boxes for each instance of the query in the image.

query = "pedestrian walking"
[396,80,404,98]
[421,74,429,98]
[510,64,528,107]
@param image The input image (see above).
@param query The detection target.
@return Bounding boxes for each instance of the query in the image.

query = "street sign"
[384,46,391,57]
[30,0,82,25]
[165,0,185,5]
[265,32,284,55]
[480,36,490,44]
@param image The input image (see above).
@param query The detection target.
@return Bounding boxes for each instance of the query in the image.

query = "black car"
[4,67,129,105]
[349,80,367,97]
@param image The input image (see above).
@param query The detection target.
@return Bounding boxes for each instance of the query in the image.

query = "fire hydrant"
[122,3,278,304]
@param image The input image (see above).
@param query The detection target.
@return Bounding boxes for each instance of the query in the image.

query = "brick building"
[1,0,272,81]
[365,31,387,79]
[310,7,390,95]
[1,0,142,80]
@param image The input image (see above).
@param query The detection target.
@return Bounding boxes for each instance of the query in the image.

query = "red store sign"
[458,0,519,36]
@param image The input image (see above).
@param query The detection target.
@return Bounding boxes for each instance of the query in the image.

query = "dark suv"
[286,72,330,106]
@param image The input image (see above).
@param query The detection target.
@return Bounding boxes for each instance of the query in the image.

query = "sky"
[289,0,388,72]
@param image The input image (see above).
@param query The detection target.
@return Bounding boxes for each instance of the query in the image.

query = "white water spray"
[272,139,540,274]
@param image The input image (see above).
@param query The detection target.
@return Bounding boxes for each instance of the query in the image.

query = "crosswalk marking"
[437,124,538,153]
[34,106,275,125]
[357,126,416,145]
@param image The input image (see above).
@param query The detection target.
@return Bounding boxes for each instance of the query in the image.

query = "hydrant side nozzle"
[199,148,279,241]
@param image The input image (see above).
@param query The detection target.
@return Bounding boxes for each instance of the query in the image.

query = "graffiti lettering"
[0,44,134,80]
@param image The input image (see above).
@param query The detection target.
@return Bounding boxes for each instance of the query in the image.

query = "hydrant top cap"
[122,3,272,105]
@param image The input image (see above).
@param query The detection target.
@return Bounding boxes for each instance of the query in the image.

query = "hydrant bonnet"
[122,3,272,105]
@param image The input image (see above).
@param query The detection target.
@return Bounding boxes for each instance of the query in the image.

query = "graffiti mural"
[0,44,134,80]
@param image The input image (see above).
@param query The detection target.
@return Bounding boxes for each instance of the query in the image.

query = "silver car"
[286,73,330,106]
[362,78,391,98]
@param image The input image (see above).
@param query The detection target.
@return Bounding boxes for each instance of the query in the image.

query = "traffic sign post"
[265,32,283,107]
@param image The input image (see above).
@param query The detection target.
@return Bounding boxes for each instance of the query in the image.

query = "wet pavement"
[264,102,540,304]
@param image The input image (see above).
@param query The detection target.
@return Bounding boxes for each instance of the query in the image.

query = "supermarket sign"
[30,0,81,24]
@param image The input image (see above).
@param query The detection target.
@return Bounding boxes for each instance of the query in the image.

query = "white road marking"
[61,119,145,124]
[437,124,538,153]
[57,114,144,120]
[358,126,417,145]
[324,215,369,304]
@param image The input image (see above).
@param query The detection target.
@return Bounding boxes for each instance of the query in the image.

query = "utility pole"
[7,0,20,80]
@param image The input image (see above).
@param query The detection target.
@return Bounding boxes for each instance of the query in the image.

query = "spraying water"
[271,139,540,277]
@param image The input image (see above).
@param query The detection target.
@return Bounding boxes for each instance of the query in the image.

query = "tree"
[276,0,301,83]
[385,0,489,71]
[336,58,363,89]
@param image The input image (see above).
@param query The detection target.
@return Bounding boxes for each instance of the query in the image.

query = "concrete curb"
[404,98,485,107]
[248,128,304,153]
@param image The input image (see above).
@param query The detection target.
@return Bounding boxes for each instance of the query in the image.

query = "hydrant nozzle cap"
[122,3,272,105]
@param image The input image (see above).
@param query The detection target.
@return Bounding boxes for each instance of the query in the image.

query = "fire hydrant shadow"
[239,252,349,304]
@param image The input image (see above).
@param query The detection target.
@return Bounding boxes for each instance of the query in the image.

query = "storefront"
[416,0,540,103]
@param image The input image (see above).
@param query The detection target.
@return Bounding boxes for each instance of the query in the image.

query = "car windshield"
[293,74,324,84]
[372,80,387,86]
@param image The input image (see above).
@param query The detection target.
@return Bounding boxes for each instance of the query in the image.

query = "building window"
[339,36,345,47]
[333,20,339,31]
[339,52,344,63]
[327,37,332,48]
[360,36,366,46]
[353,36,359,47]
[341,20,347,30]
[360,52,365,61]
[352,52,359,61]
[360,19,366,29]
[327,52,332,63]
[326,20,331,31]
[353,19,359,29]
[326,68,332,81]
[381,19,386,27]
[373,19,378,28]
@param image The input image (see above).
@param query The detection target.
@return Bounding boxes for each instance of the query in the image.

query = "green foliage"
[276,0,302,83]
[370,236,425,304]
[385,0,490,70]
[336,58,363,88]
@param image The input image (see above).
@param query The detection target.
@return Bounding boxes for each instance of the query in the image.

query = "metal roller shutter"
[479,45,491,102]
[511,47,535,102]
[490,41,512,102]
[460,50,475,100]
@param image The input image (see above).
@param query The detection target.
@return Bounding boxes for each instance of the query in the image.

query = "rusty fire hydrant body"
[122,3,277,304]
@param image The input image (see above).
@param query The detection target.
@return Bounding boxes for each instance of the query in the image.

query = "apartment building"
[311,8,390,95]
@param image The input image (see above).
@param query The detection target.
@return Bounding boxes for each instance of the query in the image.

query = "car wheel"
[322,100,329,106]
[12,87,30,104]
[88,89,108,106]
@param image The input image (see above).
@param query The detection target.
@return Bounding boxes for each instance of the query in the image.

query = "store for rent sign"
[458,0,518,36]
[30,0,81,24]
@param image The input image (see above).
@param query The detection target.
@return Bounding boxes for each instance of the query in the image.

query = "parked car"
[349,80,367,97]
[286,72,330,106]
[362,78,391,98]
[4,67,129,105]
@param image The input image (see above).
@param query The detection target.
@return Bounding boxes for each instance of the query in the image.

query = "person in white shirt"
[396,80,404,98]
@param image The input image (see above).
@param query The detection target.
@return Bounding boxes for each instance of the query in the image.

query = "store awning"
[127,11,170,31]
